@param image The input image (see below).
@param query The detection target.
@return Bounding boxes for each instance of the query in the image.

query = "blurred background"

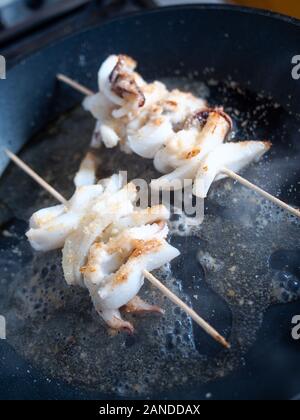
[158,0,300,18]
[0,1,299,61]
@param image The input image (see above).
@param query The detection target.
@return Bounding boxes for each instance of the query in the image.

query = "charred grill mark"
[130,239,162,259]
[184,148,201,160]
[80,265,96,274]
[93,130,101,142]
[110,239,163,287]
[113,240,163,283]
[184,107,233,134]
[109,55,145,107]
[114,271,128,286]
[162,100,178,114]
[112,76,146,107]
[109,55,137,84]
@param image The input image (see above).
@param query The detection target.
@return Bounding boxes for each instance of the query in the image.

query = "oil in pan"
[0,77,299,397]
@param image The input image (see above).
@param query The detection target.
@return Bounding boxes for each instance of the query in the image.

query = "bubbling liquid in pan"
[0,77,299,397]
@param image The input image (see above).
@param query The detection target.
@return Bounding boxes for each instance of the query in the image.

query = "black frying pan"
[0,5,300,400]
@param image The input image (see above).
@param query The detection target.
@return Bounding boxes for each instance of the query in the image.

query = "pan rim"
[1,3,300,401]
[6,3,300,69]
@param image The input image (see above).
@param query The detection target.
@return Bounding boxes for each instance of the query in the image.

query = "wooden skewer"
[6,149,230,349]
[221,167,300,219]
[143,270,230,349]
[5,149,68,206]
[57,74,95,97]
[57,74,300,219]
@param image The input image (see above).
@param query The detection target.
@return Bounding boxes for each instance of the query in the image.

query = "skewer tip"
[143,269,230,349]
[5,148,19,163]
[216,335,231,350]
[4,148,11,157]
[56,73,67,82]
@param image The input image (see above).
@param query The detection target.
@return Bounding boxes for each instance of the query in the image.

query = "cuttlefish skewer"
[56,73,300,219]
[5,149,230,349]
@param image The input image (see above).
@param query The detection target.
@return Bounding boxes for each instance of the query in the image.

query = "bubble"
[272,271,300,303]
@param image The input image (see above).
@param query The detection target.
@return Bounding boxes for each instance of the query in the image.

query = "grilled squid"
[61,182,179,332]
[83,94,118,148]
[27,154,103,251]
[193,141,272,198]
[82,223,179,332]
[84,54,271,199]
[127,91,206,159]
[83,54,206,154]
[151,108,232,189]
[74,152,98,187]
[27,163,180,334]
[99,54,145,108]
[26,184,104,252]
[62,182,137,287]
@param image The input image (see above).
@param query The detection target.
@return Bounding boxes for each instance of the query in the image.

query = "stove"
[0,0,226,61]
[0,0,156,61]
